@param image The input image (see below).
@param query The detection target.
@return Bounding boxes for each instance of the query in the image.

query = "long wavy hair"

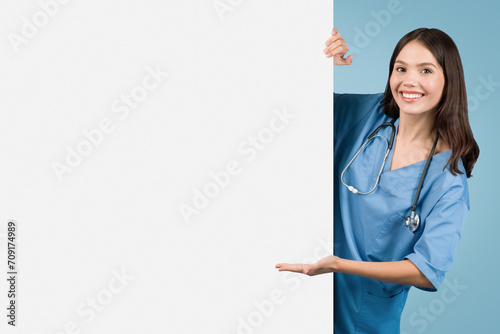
[382,28,479,178]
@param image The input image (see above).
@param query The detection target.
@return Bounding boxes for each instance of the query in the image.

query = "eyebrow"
[395,60,438,68]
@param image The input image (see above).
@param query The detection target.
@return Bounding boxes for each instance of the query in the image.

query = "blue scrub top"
[334,93,469,334]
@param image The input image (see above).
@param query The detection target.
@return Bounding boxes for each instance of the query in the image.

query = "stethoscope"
[340,118,439,232]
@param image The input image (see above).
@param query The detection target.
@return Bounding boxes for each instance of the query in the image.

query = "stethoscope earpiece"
[347,186,358,194]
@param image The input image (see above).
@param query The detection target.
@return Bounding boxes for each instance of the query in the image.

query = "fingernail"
[323,49,328,54]
[325,41,331,46]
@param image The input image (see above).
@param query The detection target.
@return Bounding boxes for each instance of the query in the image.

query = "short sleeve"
[404,192,469,291]
[334,93,384,140]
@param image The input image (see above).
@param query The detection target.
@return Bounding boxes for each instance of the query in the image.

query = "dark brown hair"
[382,28,479,178]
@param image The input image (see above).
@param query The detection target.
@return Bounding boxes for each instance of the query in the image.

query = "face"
[390,40,445,117]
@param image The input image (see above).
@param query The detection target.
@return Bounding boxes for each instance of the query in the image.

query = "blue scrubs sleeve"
[404,191,469,291]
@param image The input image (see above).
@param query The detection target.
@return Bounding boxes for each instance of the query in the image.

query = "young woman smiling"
[276,28,479,333]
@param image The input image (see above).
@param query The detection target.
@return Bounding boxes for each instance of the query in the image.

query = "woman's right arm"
[324,28,353,65]
[326,30,382,138]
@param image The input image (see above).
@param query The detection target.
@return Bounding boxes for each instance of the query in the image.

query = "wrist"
[331,256,343,272]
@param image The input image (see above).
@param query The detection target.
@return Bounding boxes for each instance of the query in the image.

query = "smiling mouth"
[400,91,424,101]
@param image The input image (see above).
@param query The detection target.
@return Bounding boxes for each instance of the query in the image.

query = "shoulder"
[334,92,384,112]
[427,152,469,210]
[334,93,385,139]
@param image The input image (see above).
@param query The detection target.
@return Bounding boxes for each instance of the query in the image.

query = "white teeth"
[402,92,423,99]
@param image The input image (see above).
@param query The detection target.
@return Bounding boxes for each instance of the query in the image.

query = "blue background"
[334,1,499,333]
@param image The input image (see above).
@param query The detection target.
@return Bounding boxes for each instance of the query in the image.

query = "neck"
[397,112,436,145]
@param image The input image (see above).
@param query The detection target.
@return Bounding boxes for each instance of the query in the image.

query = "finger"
[276,263,304,273]
[331,51,353,65]
[326,32,342,46]
[324,39,341,52]
[325,33,342,47]
[334,54,354,65]
[324,39,347,56]
[331,28,338,36]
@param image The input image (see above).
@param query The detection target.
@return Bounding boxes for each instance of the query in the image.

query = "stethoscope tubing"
[341,117,439,233]
[411,131,440,214]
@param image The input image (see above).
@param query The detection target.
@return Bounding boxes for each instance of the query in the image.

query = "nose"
[403,71,418,87]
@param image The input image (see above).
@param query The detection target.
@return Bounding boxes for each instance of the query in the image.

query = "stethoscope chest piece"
[405,213,420,232]
[341,117,439,233]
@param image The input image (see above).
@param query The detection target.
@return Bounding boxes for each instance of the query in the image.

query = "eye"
[421,68,432,74]
[395,67,405,72]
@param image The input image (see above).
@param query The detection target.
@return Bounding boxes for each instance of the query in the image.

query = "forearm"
[334,258,434,289]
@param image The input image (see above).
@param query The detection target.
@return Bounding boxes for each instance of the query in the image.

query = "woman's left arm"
[276,256,434,289]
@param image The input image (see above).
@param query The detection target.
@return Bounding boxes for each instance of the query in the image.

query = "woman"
[276,28,479,333]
